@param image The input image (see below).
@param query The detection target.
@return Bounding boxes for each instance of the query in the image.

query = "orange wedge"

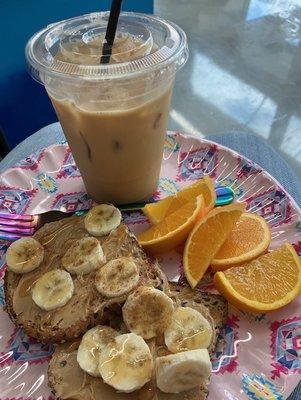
[143,176,216,224]
[213,243,301,313]
[211,213,271,269]
[143,196,173,226]
[138,195,205,254]
[183,203,245,288]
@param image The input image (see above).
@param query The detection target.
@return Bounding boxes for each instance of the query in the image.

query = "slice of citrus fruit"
[138,195,205,254]
[211,213,271,269]
[143,196,173,225]
[183,203,245,288]
[213,243,301,313]
[143,176,216,225]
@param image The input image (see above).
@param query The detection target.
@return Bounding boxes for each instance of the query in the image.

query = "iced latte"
[26,12,188,203]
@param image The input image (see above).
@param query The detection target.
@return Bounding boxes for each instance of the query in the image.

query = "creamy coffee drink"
[51,87,172,203]
[26,12,188,203]
[50,35,172,203]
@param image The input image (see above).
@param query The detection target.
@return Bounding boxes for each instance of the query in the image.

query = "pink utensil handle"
[0,225,36,235]
[0,216,39,228]
[0,213,35,222]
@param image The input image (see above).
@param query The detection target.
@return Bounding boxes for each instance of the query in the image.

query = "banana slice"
[98,332,153,393]
[62,237,105,275]
[84,204,122,236]
[77,325,118,377]
[31,269,74,311]
[164,307,213,353]
[122,286,174,339]
[6,237,44,274]
[156,349,212,393]
[95,257,139,298]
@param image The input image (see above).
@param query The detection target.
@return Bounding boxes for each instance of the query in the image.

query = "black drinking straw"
[100,0,123,64]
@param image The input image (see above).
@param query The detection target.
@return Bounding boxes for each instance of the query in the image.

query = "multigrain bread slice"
[169,282,228,343]
[4,215,169,343]
[48,283,228,400]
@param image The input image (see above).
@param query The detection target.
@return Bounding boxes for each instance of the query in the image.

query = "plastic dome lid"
[26,12,188,81]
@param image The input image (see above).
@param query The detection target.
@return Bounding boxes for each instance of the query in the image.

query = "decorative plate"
[0,131,300,400]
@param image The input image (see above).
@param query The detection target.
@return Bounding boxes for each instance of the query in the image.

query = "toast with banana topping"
[48,282,228,399]
[4,206,169,343]
[4,205,228,399]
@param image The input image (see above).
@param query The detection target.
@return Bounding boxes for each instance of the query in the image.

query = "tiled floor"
[155,0,301,179]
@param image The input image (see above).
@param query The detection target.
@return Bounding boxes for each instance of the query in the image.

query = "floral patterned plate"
[0,131,300,400]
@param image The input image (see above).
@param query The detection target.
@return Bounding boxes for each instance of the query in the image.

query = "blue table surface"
[0,123,300,399]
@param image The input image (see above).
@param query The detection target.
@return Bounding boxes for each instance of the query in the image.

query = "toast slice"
[169,282,228,341]
[4,215,169,343]
[48,283,228,399]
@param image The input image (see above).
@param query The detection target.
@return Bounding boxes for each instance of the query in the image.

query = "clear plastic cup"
[26,12,188,204]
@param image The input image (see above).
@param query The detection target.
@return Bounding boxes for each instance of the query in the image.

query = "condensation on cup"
[26,12,188,204]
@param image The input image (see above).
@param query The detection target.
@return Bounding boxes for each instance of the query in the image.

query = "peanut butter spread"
[48,340,206,400]
[5,215,168,342]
